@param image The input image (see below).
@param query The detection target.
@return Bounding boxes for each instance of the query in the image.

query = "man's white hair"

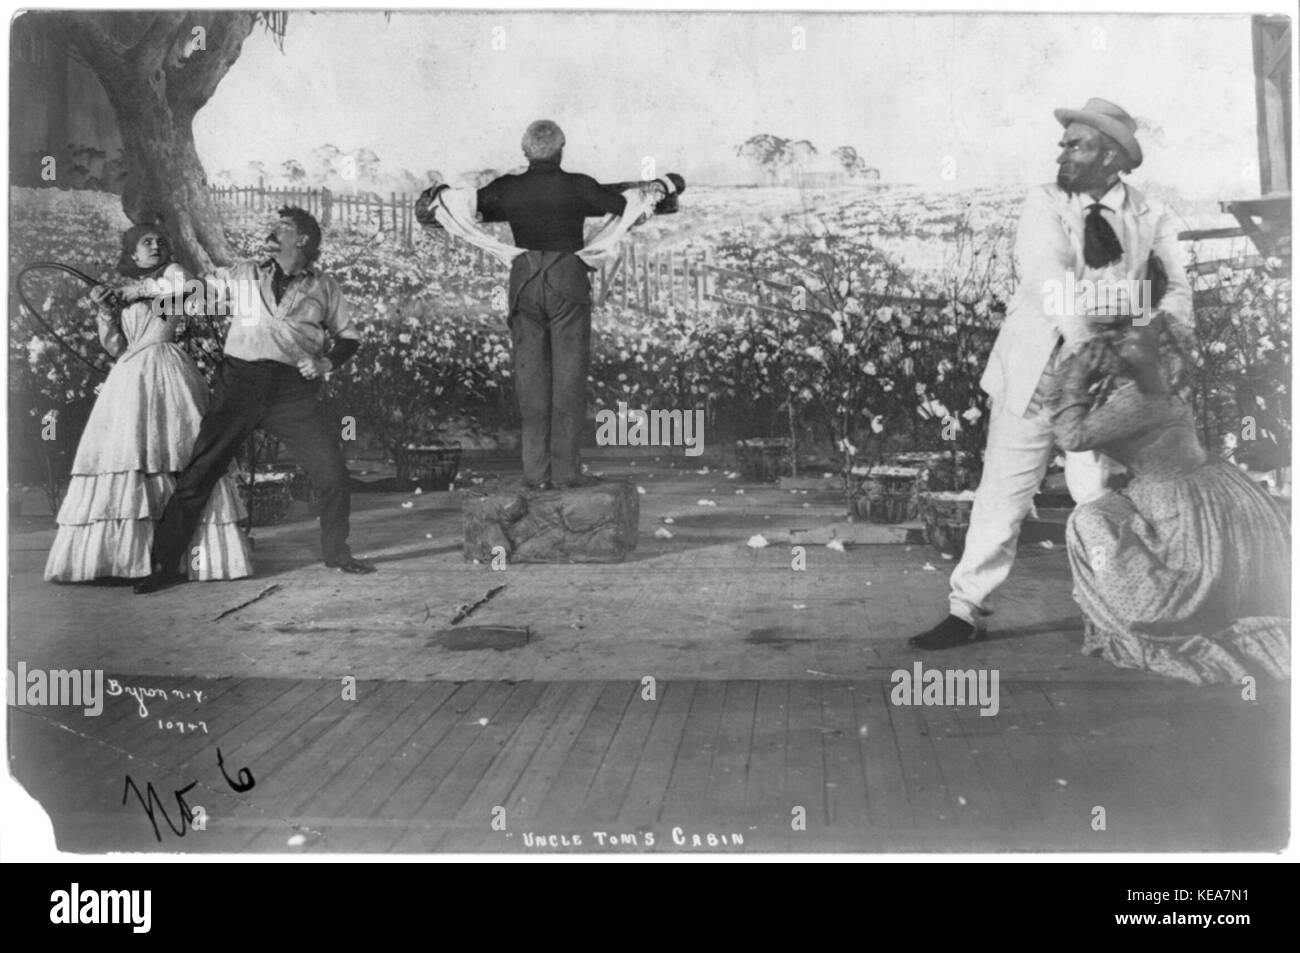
[522,120,565,161]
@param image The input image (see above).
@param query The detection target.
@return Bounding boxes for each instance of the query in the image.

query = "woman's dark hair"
[1113,312,1193,397]
[279,205,322,262]
[116,219,173,277]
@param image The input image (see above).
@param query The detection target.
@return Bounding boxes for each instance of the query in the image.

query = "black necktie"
[1084,203,1124,268]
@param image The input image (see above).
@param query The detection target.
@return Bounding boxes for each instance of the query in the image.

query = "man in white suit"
[910,98,1193,649]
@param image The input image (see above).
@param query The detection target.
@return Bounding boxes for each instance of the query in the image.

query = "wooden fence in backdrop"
[209,180,420,246]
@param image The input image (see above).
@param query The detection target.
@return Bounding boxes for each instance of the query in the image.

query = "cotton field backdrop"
[9,184,1289,511]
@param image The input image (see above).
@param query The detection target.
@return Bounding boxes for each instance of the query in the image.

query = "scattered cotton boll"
[663,517,674,524]
[802,502,810,508]
[799,490,809,495]
[735,489,745,495]
[1056,778,1068,786]
[826,539,846,552]
[401,501,414,509]
[941,553,954,560]
[1040,540,1055,549]
[858,725,869,738]
[425,533,433,539]
[654,527,674,539]
[471,477,484,485]
[922,562,937,571]
[696,467,710,474]
[477,717,489,727]
[747,534,769,548]
[823,472,834,479]
[413,487,423,495]
[793,603,807,610]
[958,796,968,806]
[287,834,306,847]
[726,471,738,479]
[865,581,871,586]
[697,499,717,507]
[637,486,646,495]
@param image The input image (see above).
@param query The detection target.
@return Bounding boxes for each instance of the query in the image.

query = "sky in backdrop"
[195,10,1261,199]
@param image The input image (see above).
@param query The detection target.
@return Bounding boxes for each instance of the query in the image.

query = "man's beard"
[1057,169,1083,194]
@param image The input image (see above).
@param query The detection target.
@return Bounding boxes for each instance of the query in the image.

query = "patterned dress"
[1051,365,1290,685]
[44,263,253,582]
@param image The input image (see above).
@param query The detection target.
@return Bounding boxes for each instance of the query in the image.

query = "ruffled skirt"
[1067,461,1290,685]
[44,342,253,582]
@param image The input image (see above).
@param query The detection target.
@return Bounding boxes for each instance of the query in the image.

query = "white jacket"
[981,181,1193,417]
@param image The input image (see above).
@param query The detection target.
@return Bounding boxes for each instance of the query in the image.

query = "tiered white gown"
[44,264,254,582]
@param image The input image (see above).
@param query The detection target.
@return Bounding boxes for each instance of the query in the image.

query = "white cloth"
[428,183,665,268]
[981,181,1193,418]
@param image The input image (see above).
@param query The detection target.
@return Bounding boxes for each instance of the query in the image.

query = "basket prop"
[849,465,922,524]
[917,491,976,558]
[397,441,463,490]
[237,471,295,527]
[736,437,795,483]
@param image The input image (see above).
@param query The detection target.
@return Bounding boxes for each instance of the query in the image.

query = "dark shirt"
[476,159,627,253]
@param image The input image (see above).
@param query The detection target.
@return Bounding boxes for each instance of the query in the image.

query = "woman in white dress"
[44,223,253,583]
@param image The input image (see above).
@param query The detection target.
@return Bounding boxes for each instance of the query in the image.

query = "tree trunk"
[42,12,262,273]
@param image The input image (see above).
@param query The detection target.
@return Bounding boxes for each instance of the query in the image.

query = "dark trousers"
[507,251,592,485]
[152,357,353,572]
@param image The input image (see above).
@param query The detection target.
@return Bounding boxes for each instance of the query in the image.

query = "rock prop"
[462,479,639,563]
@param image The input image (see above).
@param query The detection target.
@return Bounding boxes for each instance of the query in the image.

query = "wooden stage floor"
[9,673,1289,854]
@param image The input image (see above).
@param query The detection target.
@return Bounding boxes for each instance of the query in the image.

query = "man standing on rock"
[909,98,1192,648]
[422,120,629,490]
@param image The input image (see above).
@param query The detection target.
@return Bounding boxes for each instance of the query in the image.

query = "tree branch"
[132,11,188,70]
[41,11,129,83]
[168,12,256,114]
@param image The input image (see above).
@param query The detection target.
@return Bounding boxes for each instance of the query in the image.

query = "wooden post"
[1253,15,1291,194]
[321,187,333,228]
[703,247,715,297]
[642,247,651,311]
[622,249,630,308]
[695,256,705,310]
[628,245,638,310]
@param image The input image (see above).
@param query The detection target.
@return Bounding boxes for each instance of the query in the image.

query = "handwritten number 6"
[216,747,255,792]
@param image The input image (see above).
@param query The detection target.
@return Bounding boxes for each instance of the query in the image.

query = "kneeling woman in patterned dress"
[1050,315,1289,685]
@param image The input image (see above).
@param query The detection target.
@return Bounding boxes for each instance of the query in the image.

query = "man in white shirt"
[136,207,374,593]
[910,98,1193,648]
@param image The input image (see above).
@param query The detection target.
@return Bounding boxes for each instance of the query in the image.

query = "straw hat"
[1054,98,1143,170]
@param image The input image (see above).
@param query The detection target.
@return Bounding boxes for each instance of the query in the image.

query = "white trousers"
[948,398,1114,625]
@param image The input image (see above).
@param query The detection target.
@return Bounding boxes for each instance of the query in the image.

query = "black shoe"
[133,568,187,595]
[908,614,983,650]
[561,475,602,488]
[325,556,376,574]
